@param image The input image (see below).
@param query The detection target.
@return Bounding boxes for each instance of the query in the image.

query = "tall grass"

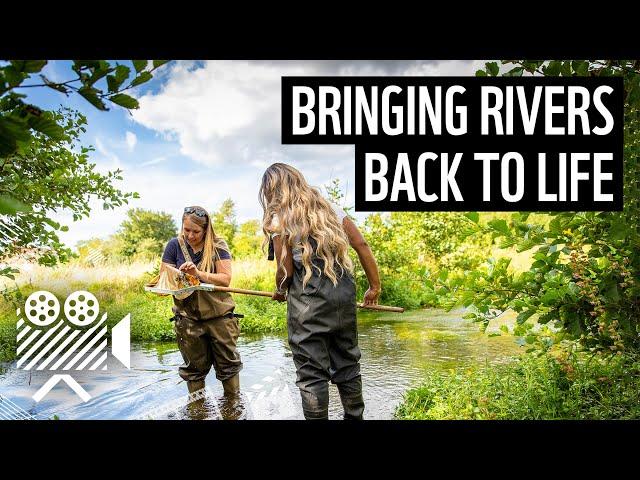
[395,351,640,419]
[0,259,287,362]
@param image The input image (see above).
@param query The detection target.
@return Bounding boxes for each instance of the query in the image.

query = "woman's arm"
[272,234,293,302]
[180,260,232,287]
[342,217,381,305]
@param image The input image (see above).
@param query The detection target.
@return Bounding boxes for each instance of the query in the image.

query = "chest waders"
[172,236,243,398]
[285,238,365,420]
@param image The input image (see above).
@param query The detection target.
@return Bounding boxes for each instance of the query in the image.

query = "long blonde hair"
[180,206,230,273]
[259,163,353,289]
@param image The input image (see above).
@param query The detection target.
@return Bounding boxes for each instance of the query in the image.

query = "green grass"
[0,259,287,362]
[395,350,640,419]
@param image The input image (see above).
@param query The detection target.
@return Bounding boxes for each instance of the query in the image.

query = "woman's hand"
[362,286,381,306]
[272,291,287,302]
[179,261,199,278]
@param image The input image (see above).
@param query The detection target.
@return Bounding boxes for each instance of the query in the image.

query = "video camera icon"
[16,290,130,402]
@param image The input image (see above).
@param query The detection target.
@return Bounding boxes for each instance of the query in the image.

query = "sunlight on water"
[0,308,523,420]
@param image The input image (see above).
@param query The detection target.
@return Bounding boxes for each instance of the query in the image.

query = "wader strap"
[177,236,194,264]
[170,311,244,322]
[267,236,275,261]
[177,235,215,271]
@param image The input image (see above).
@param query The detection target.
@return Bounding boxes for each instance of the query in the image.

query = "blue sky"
[18,60,487,249]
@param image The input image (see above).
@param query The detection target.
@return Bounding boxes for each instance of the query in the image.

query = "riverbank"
[395,349,640,419]
[0,260,287,362]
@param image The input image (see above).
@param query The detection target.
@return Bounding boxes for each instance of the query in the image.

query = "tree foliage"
[0,109,138,275]
[0,59,170,278]
[115,208,177,259]
[211,199,237,249]
[439,60,640,354]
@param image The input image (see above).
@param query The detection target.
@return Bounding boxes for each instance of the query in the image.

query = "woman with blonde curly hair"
[260,163,381,420]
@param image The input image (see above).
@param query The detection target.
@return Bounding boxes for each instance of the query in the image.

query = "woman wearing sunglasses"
[161,206,243,400]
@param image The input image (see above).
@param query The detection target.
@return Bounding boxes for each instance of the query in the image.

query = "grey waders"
[284,238,365,420]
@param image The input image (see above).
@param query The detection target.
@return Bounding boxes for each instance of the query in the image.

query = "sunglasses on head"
[184,207,208,218]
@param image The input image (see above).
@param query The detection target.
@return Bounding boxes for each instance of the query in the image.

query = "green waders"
[172,236,243,396]
[286,240,365,420]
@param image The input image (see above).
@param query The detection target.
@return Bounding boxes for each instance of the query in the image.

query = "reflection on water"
[0,308,523,420]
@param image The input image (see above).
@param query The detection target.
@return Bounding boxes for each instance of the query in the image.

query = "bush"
[395,350,640,419]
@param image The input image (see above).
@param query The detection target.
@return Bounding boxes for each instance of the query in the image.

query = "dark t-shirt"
[161,237,231,270]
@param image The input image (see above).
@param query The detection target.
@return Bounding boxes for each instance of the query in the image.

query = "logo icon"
[16,290,130,402]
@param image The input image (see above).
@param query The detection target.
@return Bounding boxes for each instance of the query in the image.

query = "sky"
[20,60,489,249]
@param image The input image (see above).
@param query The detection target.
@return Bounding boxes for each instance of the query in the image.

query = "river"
[0,308,522,420]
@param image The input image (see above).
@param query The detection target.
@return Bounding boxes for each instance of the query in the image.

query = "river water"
[0,309,522,420]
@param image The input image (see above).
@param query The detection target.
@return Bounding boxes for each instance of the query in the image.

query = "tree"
[0,109,137,277]
[439,60,640,354]
[0,59,171,279]
[211,199,237,248]
[0,59,169,163]
[233,220,263,259]
[115,208,177,259]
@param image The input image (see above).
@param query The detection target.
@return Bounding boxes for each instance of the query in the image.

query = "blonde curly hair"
[259,163,353,290]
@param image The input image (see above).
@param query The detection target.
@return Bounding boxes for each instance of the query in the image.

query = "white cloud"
[139,156,167,167]
[125,131,137,151]
[53,60,487,248]
[93,137,122,172]
[131,60,482,168]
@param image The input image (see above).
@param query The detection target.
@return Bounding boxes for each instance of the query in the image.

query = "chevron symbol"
[32,374,91,402]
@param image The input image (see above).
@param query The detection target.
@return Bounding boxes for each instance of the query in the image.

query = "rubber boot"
[222,374,240,396]
[185,380,207,420]
[337,379,365,420]
[300,389,329,420]
[187,379,206,394]
[220,374,244,420]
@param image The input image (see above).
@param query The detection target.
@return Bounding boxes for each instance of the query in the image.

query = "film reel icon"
[24,291,60,327]
[64,291,100,326]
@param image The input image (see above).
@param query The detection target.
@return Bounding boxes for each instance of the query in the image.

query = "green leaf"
[43,218,60,229]
[27,114,65,141]
[517,309,536,324]
[11,60,47,74]
[87,64,113,86]
[544,61,561,76]
[0,195,31,214]
[39,75,69,94]
[541,289,559,305]
[574,61,589,76]
[132,60,148,73]
[107,65,131,93]
[131,71,152,87]
[78,86,108,111]
[3,66,25,87]
[605,283,620,302]
[486,62,499,76]
[475,70,487,77]
[153,60,169,69]
[504,67,524,77]
[499,325,509,333]
[487,219,510,236]
[464,211,479,223]
[0,115,31,141]
[0,116,30,155]
[627,82,640,105]
[109,93,139,109]
[608,219,628,241]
